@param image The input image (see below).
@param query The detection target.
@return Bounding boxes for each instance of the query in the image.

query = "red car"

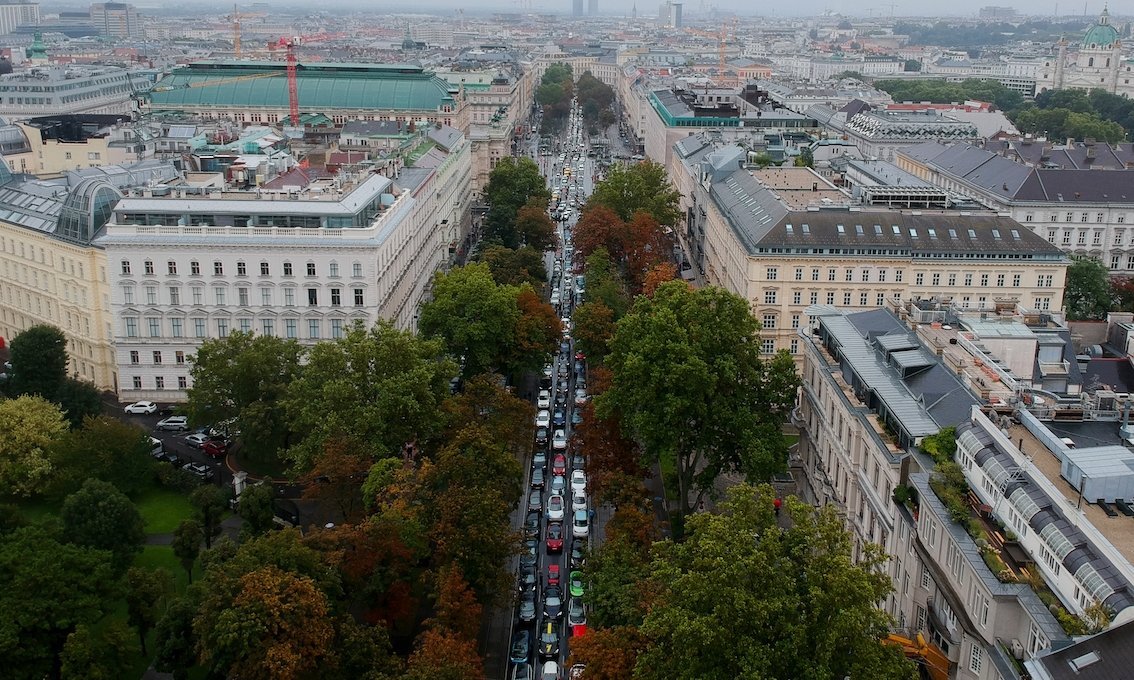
[202,439,228,458]
[552,454,567,476]
[546,521,564,553]
[547,563,561,587]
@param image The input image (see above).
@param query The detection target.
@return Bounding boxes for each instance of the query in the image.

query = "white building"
[0,1,39,36]
[98,126,470,402]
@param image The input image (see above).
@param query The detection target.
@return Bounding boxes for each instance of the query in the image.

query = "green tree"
[572,301,616,362]
[481,245,548,288]
[153,597,198,680]
[283,321,456,468]
[238,482,277,538]
[903,59,922,71]
[1064,256,1114,320]
[60,621,133,680]
[584,248,632,319]
[60,478,145,574]
[187,331,305,462]
[0,526,117,679]
[47,415,153,499]
[794,146,814,168]
[634,484,914,680]
[513,197,557,251]
[0,394,68,497]
[507,286,561,378]
[171,519,204,583]
[8,324,68,401]
[419,263,520,378]
[125,566,172,655]
[598,282,799,535]
[189,484,228,549]
[587,160,682,226]
[482,157,551,248]
[54,377,104,429]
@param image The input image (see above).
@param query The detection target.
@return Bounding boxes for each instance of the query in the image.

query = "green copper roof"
[147,62,457,113]
[1083,23,1119,48]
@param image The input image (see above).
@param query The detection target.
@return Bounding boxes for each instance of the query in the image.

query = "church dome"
[1083,8,1120,48]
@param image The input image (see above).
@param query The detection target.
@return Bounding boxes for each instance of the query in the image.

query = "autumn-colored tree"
[507,286,561,377]
[573,401,644,505]
[598,471,653,512]
[513,197,557,252]
[430,567,483,641]
[572,301,616,364]
[623,211,674,291]
[405,629,485,680]
[574,205,625,261]
[481,245,547,289]
[441,373,535,457]
[642,262,679,297]
[568,625,647,680]
[300,436,372,524]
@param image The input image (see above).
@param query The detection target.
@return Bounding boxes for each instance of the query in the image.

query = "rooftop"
[1027,618,1134,680]
[749,166,848,209]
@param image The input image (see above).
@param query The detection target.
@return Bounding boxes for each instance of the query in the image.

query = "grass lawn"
[135,487,194,534]
[136,544,194,592]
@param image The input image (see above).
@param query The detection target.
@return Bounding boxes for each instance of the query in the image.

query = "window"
[308,319,320,339]
[155,376,164,390]
[978,295,987,308]
[331,288,341,307]
[828,268,836,281]
[792,291,802,304]
[330,262,340,278]
[811,268,820,281]
[148,318,160,337]
[144,260,154,275]
[764,290,777,304]
[861,270,870,282]
[1062,231,1072,245]
[1037,274,1053,287]
[286,319,297,338]
[1113,255,1121,270]
[260,261,270,276]
[947,273,956,286]
[217,319,229,338]
[171,318,183,337]
[145,286,157,305]
[1093,231,1103,245]
[167,261,177,275]
[790,338,799,354]
[192,287,203,305]
[1117,231,1126,245]
[810,292,819,304]
[178,376,188,389]
[894,270,903,282]
[761,339,775,354]
[331,319,343,339]
[1048,229,1057,242]
[980,274,989,286]
[121,260,131,275]
[878,269,887,282]
[1012,274,1021,287]
[931,273,940,285]
[877,293,885,305]
[239,318,251,333]
[307,289,318,306]
[353,262,363,277]
[262,319,274,336]
[132,376,142,390]
[284,288,295,306]
[193,318,206,337]
[1081,212,1089,223]
[283,262,293,276]
[791,314,800,329]
[190,260,200,275]
[236,261,247,277]
[213,261,223,276]
[238,287,249,306]
[306,262,316,277]
[1078,230,1087,245]
[843,292,852,305]
[129,350,139,364]
[152,351,162,365]
[762,314,777,329]
[794,267,803,281]
[215,288,226,305]
[1025,214,1034,222]
[845,268,854,282]
[860,292,868,305]
[915,273,924,285]
[354,288,364,306]
[122,286,134,304]
[826,292,835,304]
[969,643,983,674]
[996,274,1005,287]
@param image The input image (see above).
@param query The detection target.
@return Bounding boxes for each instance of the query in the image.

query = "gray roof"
[1027,618,1134,680]
[426,124,463,151]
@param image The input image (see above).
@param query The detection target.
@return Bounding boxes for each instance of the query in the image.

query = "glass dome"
[57,178,122,244]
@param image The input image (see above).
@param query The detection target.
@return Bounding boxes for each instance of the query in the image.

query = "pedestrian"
[773,497,782,516]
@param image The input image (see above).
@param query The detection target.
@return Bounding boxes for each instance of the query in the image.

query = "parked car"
[552,408,566,427]
[552,430,567,450]
[148,437,164,458]
[124,401,157,414]
[537,390,551,409]
[161,452,183,467]
[571,491,587,514]
[520,539,539,568]
[535,410,551,428]
[569,547,586,570]
[574,389,588,406]
[568,598,586,626]
[528,490,543,513]
[541,661,560,680]
[202,439,228,458]
[523,511,541,539]
[569,571,585,598]
[157,404,178,417]
[184,433,209,448]
[531,467,546,489]
[533,449,547,470]
[518,562,538,596]
[543,585,564,620]
[572,508,589,539]
[510,630,532,665]
[570,469,587,493]
[519,590,537,624]
[535,427,549,446]
[538,621,559,658]
[547,494,565,521]
[552,454,567,476]
[155,415,189,431]
[546,563,561,588]
[182,462,214,483]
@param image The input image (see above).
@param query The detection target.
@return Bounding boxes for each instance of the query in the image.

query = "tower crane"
[230,4,242,58]
[270,37,301,126]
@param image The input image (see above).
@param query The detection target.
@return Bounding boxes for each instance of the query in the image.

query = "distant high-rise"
[90,2,141,39]
[588,0,597,14]
[572,0,583,16]
[0,2,40,36]
[660,0,681,28]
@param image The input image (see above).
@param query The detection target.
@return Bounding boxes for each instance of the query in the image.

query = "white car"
[184,433,209,448]
[574,388,588,406]
[570,469,587,493]
[537,390,551,409]
[536,410,551,428]
[560,318,571,332]
[552,429,567,450]
[572,508,589,538]
[571,490,588,513]
[547,494,565,521]
[124,401,157,414]
[156,415,189,431]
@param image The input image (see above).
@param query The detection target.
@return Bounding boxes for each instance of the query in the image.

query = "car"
[560,318,571,332]
[573,360,585,375]
[523,511,541,539]
[552,454,567,476]
[569,570,585,598]
[571,410,583,426]
[202,439,228,458]
[535,410,550,428]
[182,462,215,483]
[570,547,586,570]
[568,598,586,626]
[557,362,568,378]
[543,584,564,620]
[520,539,539,568]
[552,408,566,427]
[519,562,538,597]
[541,661,560,680]
[571,491,587,514]
[533,449,547,470]
[571,453,585,470]
[538,621,559,658]
[184,433,209,448]
[148,437,164,458]
[528,490,543,513]
[555,392,568,409]
[552,430,567,450]
[537,390,551,409]
[161,452,183,467]
[570,469,587,493]
[547,494,565,521]
[535,427,549,446]
[124,401,157,414]
[550,474,566,495]
[572,508,590,539]
[156,415,189,431]
[519,590,537,623]
[510,630,532,665]
[559,340,570,355]
[546,521,564,553]
[530,467,545,489]
[574,388,588,406]
[157,404,179,417]
[547,563,561,587]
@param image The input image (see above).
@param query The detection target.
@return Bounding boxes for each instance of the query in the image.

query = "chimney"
[1066,137,1075,147]
[1086,145,1096,161]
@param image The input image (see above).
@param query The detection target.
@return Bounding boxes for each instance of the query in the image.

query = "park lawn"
[136,544,194,592]
[135,487,194,534]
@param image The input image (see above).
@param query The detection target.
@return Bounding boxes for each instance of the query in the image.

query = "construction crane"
[230,4,242,57]
[271,37,301,126]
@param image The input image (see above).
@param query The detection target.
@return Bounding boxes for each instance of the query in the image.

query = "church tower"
[1077,6,1122,93]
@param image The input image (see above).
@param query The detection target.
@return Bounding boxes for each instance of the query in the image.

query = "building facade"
[89,2,141,39]
[0,65,139,118]
[1036,9,1134,97]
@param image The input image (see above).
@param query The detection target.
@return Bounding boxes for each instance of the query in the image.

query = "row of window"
[121,259,365,279]
[124,316,352,340]
[129,350,185,365]
[766,267,1055,288]
[122,285,365,308]
[130,375,188,391]
[1027,212,1127,224]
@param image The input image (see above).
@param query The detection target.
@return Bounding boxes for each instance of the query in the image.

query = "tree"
[481,245,547,288]
[572,301,616,363]
[622,211,674,292]
[634,484,914,680]
[8,324,67,401]
[568,626,647,680]
[441,373,536,457]
[418,263,519,378]
[514,197,557,251]
[430,567,483,641]
[507,286,561,377]
[187,332,305,462]
[1064,256,1114,320]
[54,377,104,429]
[152,597,199,680]
[60,621,133,680]
[585,507,656,629]
[47,415,153,499]
[794,146,814,168]
[0,394,68,498]
[189,485,228,549]
[405,629,485,680]
[482,157,551,248]
[238,482,278,538]
[587,160,681,226]
[575,205,627,262]
[171,519,204,583]
[325,616,403,680]
[125,566,172,656]
[196,565,336,680]
[903,59,922,71]
[573,401,644,505]
[584,248,632,319]
[284,321,456,469]
[0,526,117,679]
[641,262,678,298]
[60,478,145,575]
[598,282,800,535]
[299,437,372,524]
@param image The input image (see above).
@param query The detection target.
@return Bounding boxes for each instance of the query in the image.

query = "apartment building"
[0,64,139,118]
[98,126,470,402]
[670,134,1069,358]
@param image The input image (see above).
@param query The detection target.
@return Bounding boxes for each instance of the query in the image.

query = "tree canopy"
[60,478,146,575]
[47,416,154,499]
[8,324,68,401]
[1064,256,1114,320]
[482,157,551,248]
[586,160,682,227]
[0,395,68,498]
